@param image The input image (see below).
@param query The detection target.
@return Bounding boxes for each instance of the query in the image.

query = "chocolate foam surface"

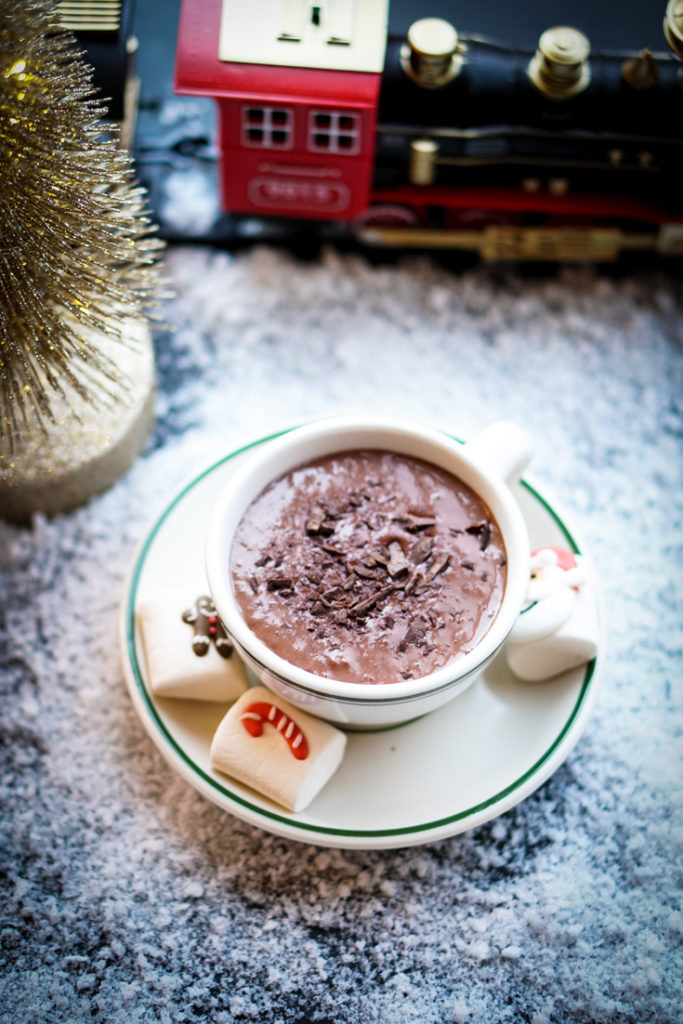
[230,449,507,683]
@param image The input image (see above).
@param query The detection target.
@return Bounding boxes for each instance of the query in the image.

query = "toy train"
[175,0,683,261]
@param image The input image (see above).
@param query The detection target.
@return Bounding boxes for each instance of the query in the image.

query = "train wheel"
[442,208,518,229]
[352,204,422,231]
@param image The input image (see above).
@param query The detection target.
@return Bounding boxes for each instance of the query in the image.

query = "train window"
[308,110,360,155]
[241,106,293,149]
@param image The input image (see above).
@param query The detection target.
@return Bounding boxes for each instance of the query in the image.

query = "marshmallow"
[510,585,578,645]
[137,590,248,702]
[506,547,599,682]
[506,584,599,681]
[210,686,347,812]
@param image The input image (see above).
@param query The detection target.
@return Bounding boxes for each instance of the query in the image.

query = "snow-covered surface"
[1,246,681,1023]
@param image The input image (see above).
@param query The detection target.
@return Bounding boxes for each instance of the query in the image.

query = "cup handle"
[463,420,534,485]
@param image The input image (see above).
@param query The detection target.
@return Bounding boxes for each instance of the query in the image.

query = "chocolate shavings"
[423,551,450,584]
[394,513,437,532]
[414,552,451,595]
[399,617,428,651]
[409,536,433,564]
[466,520,492,551]
[305,505,336,536]
[267,578,294,592]
[354,564,382,579]
[318,544,344,557]
[386,541,409,578]
[349,584,395,619]
[403,573,421,595]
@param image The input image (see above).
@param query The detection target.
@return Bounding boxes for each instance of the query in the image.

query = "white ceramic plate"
[119,430,603,849]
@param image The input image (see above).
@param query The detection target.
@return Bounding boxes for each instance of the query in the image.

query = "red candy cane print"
[240,702,309,760]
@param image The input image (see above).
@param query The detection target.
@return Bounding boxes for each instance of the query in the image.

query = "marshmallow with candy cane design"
[240,701,310,760]
[505,547,599,681]
[210,686,346,812]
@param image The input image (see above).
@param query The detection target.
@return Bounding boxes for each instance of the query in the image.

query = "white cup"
[206,417,532,729]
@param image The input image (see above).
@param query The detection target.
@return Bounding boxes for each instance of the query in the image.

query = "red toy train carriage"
[175,0,683,261]
[175,0,386,223]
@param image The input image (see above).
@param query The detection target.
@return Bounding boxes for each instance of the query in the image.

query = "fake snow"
[1,247,681,1024]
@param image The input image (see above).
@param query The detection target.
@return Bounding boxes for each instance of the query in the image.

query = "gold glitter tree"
[0,0,163,519]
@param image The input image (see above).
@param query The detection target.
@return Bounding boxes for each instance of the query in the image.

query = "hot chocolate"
[229,449,507,684]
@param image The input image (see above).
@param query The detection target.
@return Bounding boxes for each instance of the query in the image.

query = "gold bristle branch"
[0,0,164,453]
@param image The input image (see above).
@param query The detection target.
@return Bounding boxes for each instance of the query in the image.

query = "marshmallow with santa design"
[137,590,248,701]
[210,685,347,812]
[505,547,599,682]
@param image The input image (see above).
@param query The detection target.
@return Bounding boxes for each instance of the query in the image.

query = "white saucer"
[119,431,603,850]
